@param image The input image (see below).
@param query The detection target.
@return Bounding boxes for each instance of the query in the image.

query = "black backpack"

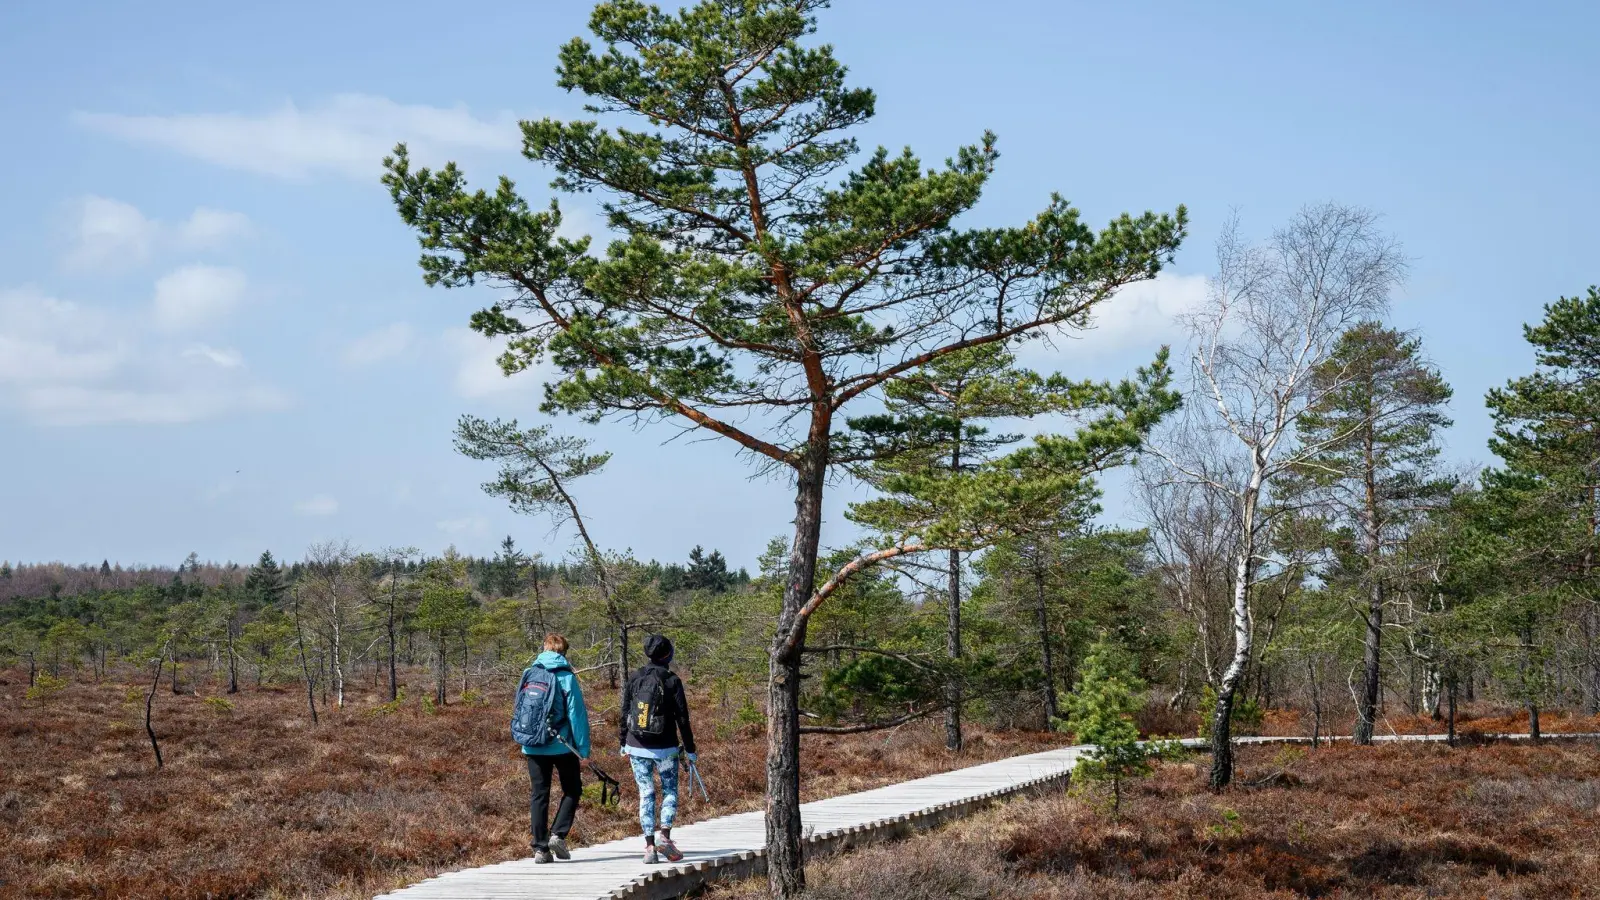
[627,667,670,739]
[511,664,567,748]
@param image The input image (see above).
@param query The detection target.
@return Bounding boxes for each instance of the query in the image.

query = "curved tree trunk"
[1211,482,1258,790]
[767,453,826,899]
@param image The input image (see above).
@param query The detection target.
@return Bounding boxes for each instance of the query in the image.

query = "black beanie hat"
[645,634,673,663]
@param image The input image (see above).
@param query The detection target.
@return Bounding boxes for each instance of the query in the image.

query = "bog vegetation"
[6,1,1600,898]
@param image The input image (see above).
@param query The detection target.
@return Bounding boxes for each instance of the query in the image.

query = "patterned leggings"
[629,754,680,836]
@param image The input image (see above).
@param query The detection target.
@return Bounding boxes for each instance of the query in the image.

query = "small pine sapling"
[1064,636,1170,813]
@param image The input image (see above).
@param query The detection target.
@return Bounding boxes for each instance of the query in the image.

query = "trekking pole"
[685,756,710,802]
[549,727,621,807]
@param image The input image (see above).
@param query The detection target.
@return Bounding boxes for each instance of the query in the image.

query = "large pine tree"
[1485,287,1600,717]
[1294,322,1452,743]
[385,2,1183,891]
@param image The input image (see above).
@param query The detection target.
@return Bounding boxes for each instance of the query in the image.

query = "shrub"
[369,688,407,718]
[204,696,235,714]
[25,672,68,700]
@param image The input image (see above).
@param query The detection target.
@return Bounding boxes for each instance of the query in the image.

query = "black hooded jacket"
[620,636,696,754]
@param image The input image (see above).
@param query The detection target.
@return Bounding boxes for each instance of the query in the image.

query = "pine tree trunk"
[226,623,239,694]
[1307,657,1322,748]
[387,575,400,702]
[533,578,546,638]
[1446,673,1458,747]
[1585,600,1600,715]
[1035,564,1057,726]
[945,547,962,752]
[1355,592,1382,744]
[766,452,826,900]
[436,635,448,706]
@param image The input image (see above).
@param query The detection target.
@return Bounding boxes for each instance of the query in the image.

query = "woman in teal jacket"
[523,634,590,863]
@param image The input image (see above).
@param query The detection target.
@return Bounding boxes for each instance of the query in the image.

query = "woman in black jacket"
[620,634,696,864]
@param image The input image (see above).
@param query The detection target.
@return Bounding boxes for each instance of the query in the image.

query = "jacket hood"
[644,634,673,665]
[534,650,572,671]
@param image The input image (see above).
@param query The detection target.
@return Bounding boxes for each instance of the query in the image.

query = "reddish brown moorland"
[712,739,1600,899]
[0,671,1061,900]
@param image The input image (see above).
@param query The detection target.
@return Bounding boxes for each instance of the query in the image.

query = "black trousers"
[527,752,582,850]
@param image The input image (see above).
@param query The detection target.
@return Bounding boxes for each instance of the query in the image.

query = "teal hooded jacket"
[521,650,591,758]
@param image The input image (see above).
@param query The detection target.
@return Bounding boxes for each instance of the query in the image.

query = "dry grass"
[0,668,1062,900]
[710,739,1600,899]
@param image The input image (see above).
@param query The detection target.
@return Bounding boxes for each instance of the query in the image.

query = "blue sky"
[2,1,1596,571]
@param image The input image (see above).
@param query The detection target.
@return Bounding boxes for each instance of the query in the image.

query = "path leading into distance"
[375,731,1598,900]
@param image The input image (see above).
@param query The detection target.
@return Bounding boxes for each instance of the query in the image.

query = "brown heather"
[0,668,1060,899]
[711,739,1600,899]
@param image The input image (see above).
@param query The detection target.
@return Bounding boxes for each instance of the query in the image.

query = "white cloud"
[1082,272,1208,354]
[445,327,547,399]
[342,321,415,367]
[75,93,520,180]
[63,197,251,273]
[177,208,252,248]
[295,495,340,517]
[436,515,488,535]
[153,264,246,331]
[65,197,159,270]
[182,343,244,369]
[1015,273,1209,375]
[0,286,285,426]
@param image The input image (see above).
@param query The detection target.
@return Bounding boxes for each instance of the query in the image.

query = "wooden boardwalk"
[376,743,1086,900]
[376,732,1598,900]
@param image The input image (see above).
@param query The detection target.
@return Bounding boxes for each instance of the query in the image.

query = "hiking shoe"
[657,836,683,862]
[642,845,660,865]
[532,848,554,864]
[549,837,571,860]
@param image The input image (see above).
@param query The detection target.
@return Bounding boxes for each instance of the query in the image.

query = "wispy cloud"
[1014,272,1209,373]
[295,495,340,517]
[436,515,487,535]
[75,93,520,180]
[0,285,284,426]
[152,264,247,332]
[182,343,244,369]
[445,327,548,399]
[64,196,250,272]
[342,321,415,367]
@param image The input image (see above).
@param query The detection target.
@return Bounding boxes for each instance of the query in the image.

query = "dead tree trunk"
[145,645,167,770]
[291,589,318,726]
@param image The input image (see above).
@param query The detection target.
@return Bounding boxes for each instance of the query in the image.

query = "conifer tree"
[1485,287,1600,717]
[850,343,1177,749]
[385,3,1183,890]
[1064,636,1158,813]
[244,551,287,613]
[1294,323,1452,743]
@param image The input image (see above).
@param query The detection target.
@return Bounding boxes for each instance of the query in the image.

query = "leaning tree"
[384,1,1183,893]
